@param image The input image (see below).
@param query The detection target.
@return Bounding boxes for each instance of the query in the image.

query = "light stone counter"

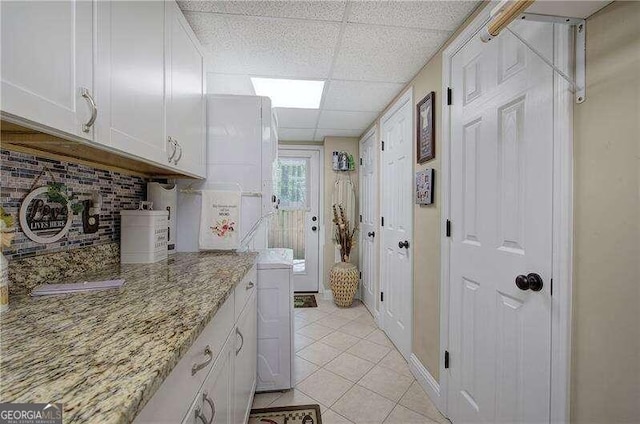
[0,251,258,424]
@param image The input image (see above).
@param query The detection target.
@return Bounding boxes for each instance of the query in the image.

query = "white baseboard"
[409,354,442,412]
[322,290,333,301]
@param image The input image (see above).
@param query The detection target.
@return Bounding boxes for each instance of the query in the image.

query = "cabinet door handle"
[246,281,254,290]
[174,141,183,165]
[235,328,244,356]
[167,137,177,162]
[191,345,213,376]
[194,406,207,424]
[80,87,97,133]
[203,392,215,424]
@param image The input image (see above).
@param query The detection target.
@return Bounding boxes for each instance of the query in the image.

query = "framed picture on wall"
[416,168,434,205]
[417,92,435,163]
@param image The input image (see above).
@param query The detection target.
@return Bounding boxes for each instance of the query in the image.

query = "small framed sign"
[417,92,435,163]
[416,168,434,205]
[19,186,74,244]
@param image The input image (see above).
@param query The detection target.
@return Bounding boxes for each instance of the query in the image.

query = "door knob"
[368,231,375,238]
[312,216,317,222]
[312,226,317,232]
[515,273,544,291]
[398,240,410,249]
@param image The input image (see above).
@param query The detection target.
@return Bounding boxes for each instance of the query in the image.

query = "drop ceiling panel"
[332,24,451,82]
[180,0,347,21]
[323,80,405,112]
[348,1,478,31]
[275,108,320,129]
[317,110,378,130]
[314,128,363,141]
[184,12,340,78]
[279,128,317,141]
[206,73,255,95]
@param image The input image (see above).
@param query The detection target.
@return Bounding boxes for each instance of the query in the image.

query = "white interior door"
[270,148,320,292]
[447,21,554,423]
[380,92,413,359]
[359,130,379,316]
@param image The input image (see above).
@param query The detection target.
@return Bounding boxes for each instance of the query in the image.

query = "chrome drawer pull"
[245,281,254,290]
[80,87,97,133]
[191,345,213,376]
[194,407,207,424]
[203,392,215,424]
[235,328,244,356]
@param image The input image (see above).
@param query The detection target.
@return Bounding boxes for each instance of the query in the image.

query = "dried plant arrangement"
[332,204,358,262]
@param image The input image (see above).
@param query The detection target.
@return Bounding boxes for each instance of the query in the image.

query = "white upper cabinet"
[1,1,95,140]
[165,1,206,178]
[95,0,169,165]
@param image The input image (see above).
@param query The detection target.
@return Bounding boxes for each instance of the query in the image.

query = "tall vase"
[0,253,8,312]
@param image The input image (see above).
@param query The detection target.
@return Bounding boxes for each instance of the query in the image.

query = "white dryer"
[256,248,294,392]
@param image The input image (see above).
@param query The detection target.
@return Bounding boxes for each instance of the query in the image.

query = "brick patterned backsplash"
[1,149,147,260]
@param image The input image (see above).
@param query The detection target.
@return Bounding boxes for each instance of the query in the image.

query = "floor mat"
[294,294,317,308]
[249,404,322,424]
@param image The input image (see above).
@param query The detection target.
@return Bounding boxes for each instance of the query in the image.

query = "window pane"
[273,158,309,210]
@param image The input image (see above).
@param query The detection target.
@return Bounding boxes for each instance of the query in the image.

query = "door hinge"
[359,214,362,223]
[380,292,384,302]
[446,219,451,237]
[359,271,362,279]
[447,87,452,105]
[550,278,553,296]
[444,350,450,369]
[381,216,384,227]
[381,141,385,151]
[360,157,363,166]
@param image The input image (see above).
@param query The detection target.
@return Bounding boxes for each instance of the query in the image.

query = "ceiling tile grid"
[181,1,480,141]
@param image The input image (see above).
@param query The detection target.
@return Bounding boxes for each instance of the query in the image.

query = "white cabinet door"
[183,336,235,424]
[257,268,293,392]
[96,0,170,165]
[165,1,206,178]
[1,1,94,140]
[234,291,257,424]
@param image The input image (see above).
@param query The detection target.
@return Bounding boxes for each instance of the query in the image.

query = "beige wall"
[363,2,640,421]
[322,137,360,288]
[571,2,640,422]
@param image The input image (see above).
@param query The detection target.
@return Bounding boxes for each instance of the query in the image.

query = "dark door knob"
[312,216,317,222]
[515,273,544,291]
[368,231,375,238]
[311,226,317,232]
[398,240,410,249]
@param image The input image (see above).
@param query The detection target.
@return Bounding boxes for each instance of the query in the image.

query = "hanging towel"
[199,190,241,250]
[331,178,356,225]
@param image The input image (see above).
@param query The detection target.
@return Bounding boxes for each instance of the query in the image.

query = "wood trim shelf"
[1,121,197,179]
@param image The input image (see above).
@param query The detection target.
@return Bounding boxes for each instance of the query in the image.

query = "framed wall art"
[417,91,435,163]
[415,168,434,205]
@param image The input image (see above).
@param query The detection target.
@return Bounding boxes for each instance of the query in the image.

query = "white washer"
[256,248,294,392]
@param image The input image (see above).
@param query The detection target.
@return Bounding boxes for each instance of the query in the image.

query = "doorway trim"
[379,86,414,360]
[358,125,380,319]
[277,144,325,295]
[439,3,573,422]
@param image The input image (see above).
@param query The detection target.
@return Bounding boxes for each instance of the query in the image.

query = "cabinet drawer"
[134,295,234,423]
[234,266,257,320]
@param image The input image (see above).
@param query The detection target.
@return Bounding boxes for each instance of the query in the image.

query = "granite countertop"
[0,251,258,424]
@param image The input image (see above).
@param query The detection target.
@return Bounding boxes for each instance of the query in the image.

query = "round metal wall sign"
[19,186,73,244]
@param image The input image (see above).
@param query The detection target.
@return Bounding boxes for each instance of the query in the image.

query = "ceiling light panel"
[252,78,325,109]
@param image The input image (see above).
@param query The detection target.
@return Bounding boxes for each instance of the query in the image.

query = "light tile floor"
[253,295,449,424]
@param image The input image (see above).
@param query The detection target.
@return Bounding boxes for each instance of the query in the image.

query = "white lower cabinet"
[184,337,234,424]
[234,291,258,424]
[136,266,258,424]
